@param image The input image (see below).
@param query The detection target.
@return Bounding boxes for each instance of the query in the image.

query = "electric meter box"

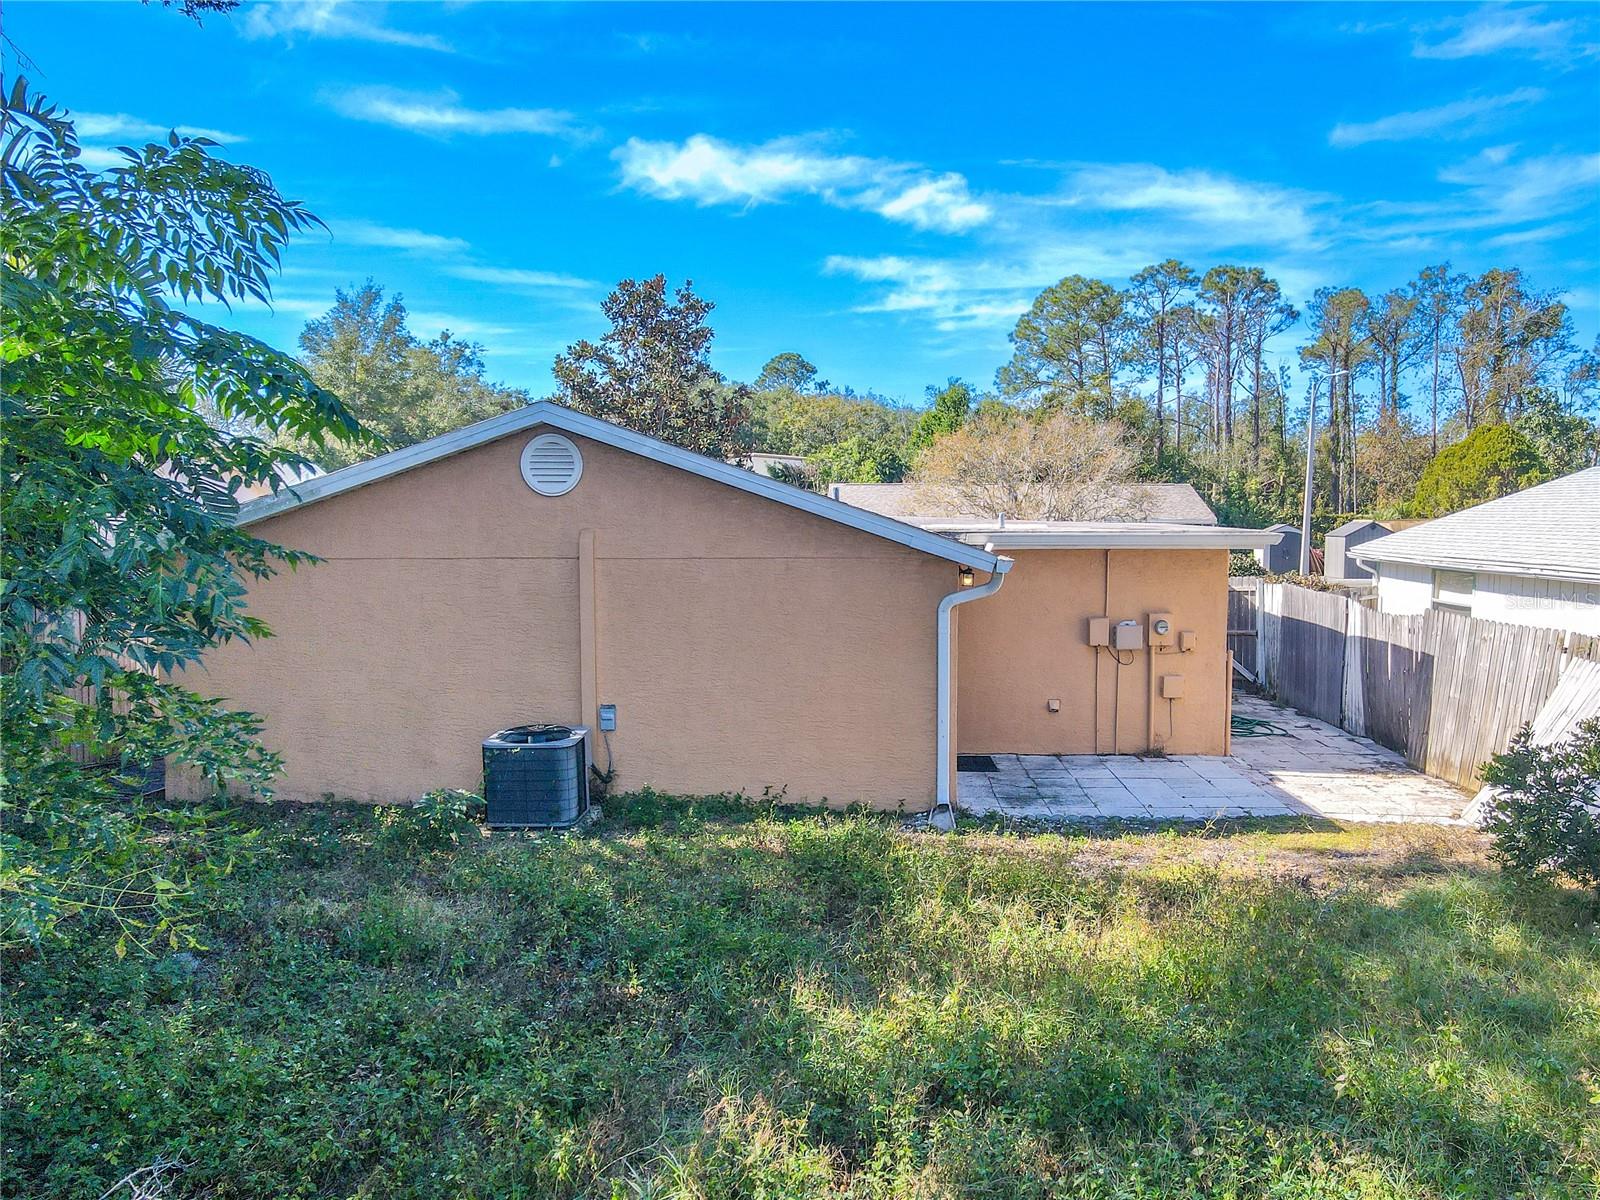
[1148,612,1176,648]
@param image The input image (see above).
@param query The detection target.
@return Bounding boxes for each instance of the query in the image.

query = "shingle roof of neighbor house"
[829,481,1219,525]
[1351,466,1600,584]
[742,452,808,478]
[235,402,1007,574]
[826,482,1281,551]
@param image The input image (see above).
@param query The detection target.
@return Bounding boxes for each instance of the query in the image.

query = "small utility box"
[1161,674,1186,699]
[1113,620,1144,651]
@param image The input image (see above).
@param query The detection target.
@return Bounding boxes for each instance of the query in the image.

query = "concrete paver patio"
[958,691,1471,825]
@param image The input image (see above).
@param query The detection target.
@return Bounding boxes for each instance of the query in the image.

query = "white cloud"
[1059,164,1327,249]
[614,133,992,233]
[873,175,992,235]
[824,255,1046,332]
[817,158,1344,338]
[1329,88,1545,148]
[1438,147,1600,226]
[1344,146,1600,249]
[219,292,336,319]
[1412,6,1590,61]
[75,146,134,171]
[332,222,594,306]
[618,134,859,204]
[1482,221,1583,248]
[75,111,246,143]
[445,265,596,290]
[337,219,471,255]
[264,296,338,318]
[242,0,453,53]
[324,86,591,140]
[405,312,519,340]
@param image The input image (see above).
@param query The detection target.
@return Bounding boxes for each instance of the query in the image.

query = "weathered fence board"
[1261,583,1348,727]
[1228,579,1599,789]
[1227,580,1262,681]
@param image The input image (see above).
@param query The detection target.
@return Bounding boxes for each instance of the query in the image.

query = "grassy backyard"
[6,795,1598,1199]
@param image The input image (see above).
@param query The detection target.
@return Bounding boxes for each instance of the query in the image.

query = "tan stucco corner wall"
[169,428,963,809]
[955,547,1231,757]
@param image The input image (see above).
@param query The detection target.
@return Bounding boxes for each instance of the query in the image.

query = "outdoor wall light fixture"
[959,567,976,587]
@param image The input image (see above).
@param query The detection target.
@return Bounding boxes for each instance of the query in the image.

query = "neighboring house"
[172,402,1277,814]
[1352,466,1600,634]
[234,461,323,503]
[741,452,809,479]
[829,481,1219,525]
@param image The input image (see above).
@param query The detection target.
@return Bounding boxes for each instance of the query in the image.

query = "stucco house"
[173,402,1277,816]
[1351,466,1600,634]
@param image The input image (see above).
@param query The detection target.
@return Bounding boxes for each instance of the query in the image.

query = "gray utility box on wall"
[482,724,591,829]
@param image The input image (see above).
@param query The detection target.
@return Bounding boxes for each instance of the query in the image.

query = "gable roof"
[742,452,809,477]
[1326,518,1386,537]
[828,481,1218,525]
[1351,466,1600,583]
[236,401,1007,574]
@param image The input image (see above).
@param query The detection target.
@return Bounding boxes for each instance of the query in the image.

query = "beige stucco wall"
[171,427,961,808]
[956,548,1231,756]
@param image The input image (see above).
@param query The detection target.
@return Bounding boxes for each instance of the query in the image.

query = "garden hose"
[1231,714,1289,738]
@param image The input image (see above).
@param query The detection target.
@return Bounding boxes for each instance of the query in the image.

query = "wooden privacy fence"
[1229,578,1600,789]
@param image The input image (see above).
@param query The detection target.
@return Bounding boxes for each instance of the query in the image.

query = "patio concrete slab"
[957,691,1471,826]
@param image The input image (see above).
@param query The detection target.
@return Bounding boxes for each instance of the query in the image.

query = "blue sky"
[9,1,1600,405]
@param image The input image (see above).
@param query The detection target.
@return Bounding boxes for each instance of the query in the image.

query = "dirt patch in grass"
[975,821,1497,892]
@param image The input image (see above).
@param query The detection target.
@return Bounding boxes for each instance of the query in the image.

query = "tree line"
[295,263,1598,526]
[992,261,1595,519]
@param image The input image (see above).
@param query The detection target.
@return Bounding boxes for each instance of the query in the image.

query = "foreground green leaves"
[0,79,360,946]
[5,798,1597,1198]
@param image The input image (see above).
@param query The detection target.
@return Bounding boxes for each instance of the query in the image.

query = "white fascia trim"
[236,401,1004,574]
[1351,547,1600,585]
[942,527,1285,551]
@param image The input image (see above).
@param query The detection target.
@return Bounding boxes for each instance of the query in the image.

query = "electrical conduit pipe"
[931,554,1013,831]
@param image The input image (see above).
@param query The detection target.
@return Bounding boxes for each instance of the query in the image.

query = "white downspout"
[931,553,1013,831]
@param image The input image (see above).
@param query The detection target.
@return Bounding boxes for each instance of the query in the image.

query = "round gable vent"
[520,433,583,496]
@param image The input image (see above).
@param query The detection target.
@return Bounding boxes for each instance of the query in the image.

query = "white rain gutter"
[931,554,1014,831]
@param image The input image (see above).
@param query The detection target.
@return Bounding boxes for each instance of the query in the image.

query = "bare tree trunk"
[1430,330,1440,454]
[1250,337,1263,468]
[1154,316,1166,460]
[1221,322,1234,450]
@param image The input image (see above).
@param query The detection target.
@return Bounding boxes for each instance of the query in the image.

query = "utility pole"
[1299,369,1348,576]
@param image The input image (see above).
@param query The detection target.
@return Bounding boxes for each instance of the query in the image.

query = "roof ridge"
[235,401,1006,574]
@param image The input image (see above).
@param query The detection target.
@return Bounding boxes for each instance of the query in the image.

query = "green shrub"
[374,788,485,853]
[1481,719,1600,898]
[1407,424,1548,518]
[1228,550,1264,577]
